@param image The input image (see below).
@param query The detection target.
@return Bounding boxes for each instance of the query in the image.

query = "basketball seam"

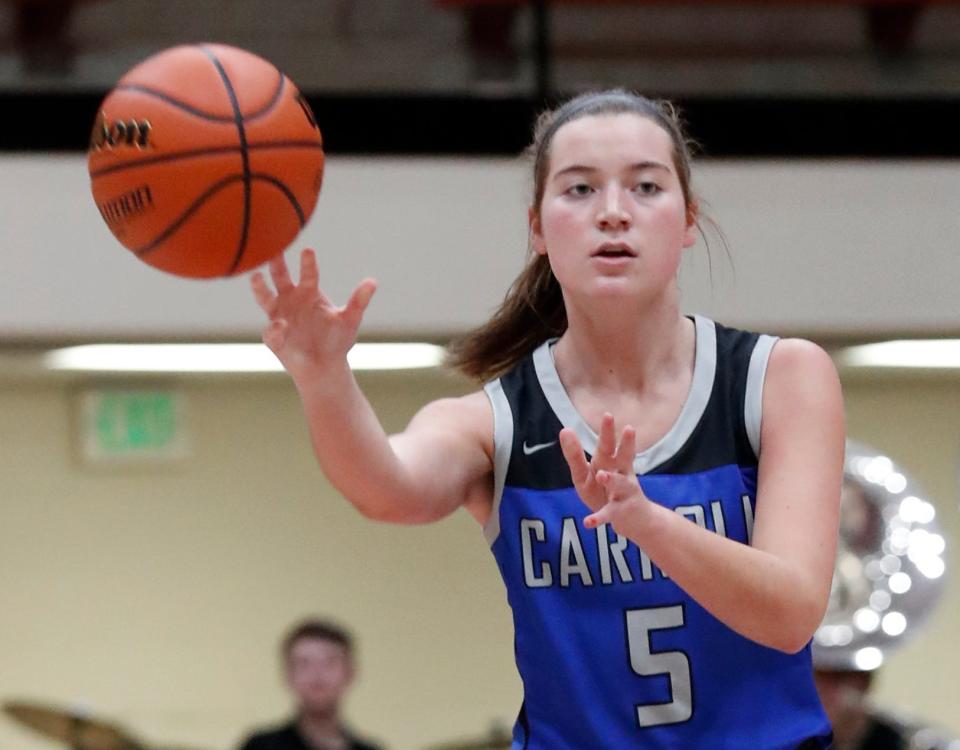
[113,72,286,123]
[241,75,288,123]
[134,174,244,258]
[202,45,252,276]
[134,174,307,261]
[89,141,323,179]
[250,172,307,226]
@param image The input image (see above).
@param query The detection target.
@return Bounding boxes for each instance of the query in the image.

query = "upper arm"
[385,390,495,525]
[752,338,845,610]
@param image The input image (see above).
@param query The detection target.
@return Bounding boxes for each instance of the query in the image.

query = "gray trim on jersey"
[744,334,779,459]
[483,378,514,546]
[532,315,718,475]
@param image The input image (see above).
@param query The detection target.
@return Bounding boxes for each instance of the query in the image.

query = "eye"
[565,183,593,197]
[635,181,661,196]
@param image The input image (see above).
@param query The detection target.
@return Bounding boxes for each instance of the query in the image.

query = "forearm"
[251,254,492,524]
[621,502,828,653]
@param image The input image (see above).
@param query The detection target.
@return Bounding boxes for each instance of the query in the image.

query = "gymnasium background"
[1,2,958,749]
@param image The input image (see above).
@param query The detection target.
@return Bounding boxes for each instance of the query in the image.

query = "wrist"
[291,358,355,400]
[620,492,662,540]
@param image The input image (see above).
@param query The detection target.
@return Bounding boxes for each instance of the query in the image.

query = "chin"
[588,277,645,296]
[302,694,338,710]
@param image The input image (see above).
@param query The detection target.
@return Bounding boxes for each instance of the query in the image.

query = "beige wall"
[0,369,518,750]
[0,365,957,750]
[840,372,960,730]
[5,156,960,340]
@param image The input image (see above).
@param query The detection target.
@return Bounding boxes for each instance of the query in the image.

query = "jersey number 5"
[626,605,693,727]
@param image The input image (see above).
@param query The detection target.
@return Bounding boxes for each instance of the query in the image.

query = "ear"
[682,198,699,249]
[528,205,547,256]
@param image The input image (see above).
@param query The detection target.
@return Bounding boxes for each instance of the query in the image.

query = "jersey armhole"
[744,334,779,459]
[483,379,514,546]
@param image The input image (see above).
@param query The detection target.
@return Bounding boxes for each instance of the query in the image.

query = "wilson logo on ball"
[89,114,153,151]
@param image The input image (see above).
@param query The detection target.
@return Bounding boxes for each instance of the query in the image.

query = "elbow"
[352,496,406,524]
[327,475,413,523]
[768,628,815,655]
[352,499,392,522]
[764,596,827,655]
[757,619,817,655]
[350,492,439,525]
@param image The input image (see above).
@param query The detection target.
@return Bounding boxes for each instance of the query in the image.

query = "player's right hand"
[250,248,377,383]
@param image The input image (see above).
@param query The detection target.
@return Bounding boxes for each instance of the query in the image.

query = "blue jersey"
[483,316,832,750]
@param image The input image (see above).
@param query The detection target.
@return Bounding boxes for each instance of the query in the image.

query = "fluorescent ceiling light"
[839,340,960,369]
[44,343,445,373]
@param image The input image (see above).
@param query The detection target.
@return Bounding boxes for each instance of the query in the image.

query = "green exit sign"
[78,389,189,463]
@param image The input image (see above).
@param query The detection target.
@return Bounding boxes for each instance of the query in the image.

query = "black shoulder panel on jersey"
[500,354,573,490]
[651,321,760,476]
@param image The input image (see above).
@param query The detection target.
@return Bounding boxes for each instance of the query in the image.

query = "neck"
[831,711,871,750]
[297,710,345,750]
[555,290,692,392]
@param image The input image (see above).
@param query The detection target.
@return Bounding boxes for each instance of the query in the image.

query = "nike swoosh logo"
[522,440,557,456]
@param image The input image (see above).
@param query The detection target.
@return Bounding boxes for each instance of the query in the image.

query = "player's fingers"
[559,428,591,486]
[615,425,637,474]
[343,278,378,326]
[250,271,276,314]
[596,413,617,459]
[261,318,288,353]
[583,506,610,530]
[269,255,295,292]
[596,469,638,502]
[298,248,319,289]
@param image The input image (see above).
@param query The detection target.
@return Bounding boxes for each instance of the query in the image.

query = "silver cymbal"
[813,440,948,671]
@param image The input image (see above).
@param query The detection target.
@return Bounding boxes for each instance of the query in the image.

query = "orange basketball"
[88,43,324,279]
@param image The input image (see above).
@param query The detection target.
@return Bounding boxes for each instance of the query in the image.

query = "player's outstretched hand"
[250,248,377,383]
[559,414,650,532]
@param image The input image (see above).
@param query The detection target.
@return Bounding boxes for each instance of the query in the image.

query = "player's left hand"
[560,413,639,512]
[559,413,648,529]
[582,468,651,532]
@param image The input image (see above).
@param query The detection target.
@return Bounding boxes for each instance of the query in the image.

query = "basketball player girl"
[251,90,845,749]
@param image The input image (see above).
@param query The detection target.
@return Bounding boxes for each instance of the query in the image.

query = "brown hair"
[446,89,700,382]
[281,617,354,662]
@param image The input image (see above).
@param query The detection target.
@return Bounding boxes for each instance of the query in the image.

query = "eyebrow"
[551,161,672,181]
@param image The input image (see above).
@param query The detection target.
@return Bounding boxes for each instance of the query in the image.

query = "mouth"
[592,243,637,259]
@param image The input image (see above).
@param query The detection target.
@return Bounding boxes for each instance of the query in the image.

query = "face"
[530,113,696,304]
[285,637,354,715]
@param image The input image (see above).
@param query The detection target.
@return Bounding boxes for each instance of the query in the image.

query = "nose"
[597,186,631,230]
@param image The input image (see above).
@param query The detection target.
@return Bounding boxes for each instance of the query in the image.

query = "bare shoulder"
[763,337,844,441]
[766,337,841,393]
[410,389,492,426]
[407,389,493,448]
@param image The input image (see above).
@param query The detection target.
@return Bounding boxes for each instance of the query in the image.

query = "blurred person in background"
[814,667,906,750]
[238,618,384,750]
